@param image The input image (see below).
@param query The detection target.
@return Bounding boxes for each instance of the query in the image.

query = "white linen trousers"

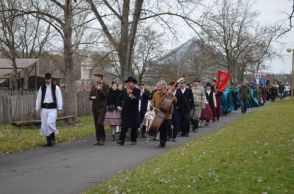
[40,108,59,136]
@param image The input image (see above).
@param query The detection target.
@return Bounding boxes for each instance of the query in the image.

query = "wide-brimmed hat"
[124,76,137,84]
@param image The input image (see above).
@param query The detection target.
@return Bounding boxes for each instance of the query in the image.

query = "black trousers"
[180,110,190,136]
[191,119,199,131]
[171,109,180,139]
[159,120,170,145]
[119,126,137,143]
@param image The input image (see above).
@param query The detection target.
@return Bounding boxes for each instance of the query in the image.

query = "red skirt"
[200,104,213,121]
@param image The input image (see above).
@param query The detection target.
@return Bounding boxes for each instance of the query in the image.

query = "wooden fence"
[0,90,92,124]
[0,90,37,96]
[77,91,92,116]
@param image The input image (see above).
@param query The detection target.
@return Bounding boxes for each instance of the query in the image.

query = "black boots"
[50,133,56,146]
[158,141,166,148]
[44,133,56,147]
[43,136,50,147]
[192,120,199,132]
[116,141,124,146]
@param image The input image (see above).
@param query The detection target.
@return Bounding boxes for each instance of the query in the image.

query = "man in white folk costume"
[35,73,63,146]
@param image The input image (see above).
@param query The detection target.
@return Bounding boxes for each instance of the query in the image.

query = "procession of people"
[35,72,290,148]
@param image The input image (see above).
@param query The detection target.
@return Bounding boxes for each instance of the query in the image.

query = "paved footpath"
[0,109,254,194]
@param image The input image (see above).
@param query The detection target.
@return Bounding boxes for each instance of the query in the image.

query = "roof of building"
[0,59,39,84]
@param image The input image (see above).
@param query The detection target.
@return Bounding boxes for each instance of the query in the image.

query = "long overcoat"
[117,87,141,129]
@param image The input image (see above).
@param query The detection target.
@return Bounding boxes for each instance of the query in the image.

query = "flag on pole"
[216,71,231,92]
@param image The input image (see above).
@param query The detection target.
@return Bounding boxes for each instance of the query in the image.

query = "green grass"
[86,100,294,194]
[0,116,98,154]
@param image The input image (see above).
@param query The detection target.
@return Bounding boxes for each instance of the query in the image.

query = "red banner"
[216,71,231,92]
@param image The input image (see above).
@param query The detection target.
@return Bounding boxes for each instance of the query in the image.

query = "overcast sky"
[169,0,294,74]
[255,0,294,74]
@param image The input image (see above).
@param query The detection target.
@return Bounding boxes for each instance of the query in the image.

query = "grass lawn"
[86,99,294,194]
[0,116,98,154]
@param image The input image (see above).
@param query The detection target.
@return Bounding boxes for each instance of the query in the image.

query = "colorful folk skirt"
[104,111,121,126]
[200,104,213,121]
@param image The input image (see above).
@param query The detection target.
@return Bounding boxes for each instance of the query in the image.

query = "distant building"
[142,38,224,84]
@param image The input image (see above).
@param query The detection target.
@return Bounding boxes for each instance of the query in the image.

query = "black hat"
[124,76,137,84]
[45,73,52,79]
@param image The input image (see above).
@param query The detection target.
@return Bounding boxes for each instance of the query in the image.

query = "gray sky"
[170,0,294,74]
[255,0,294,74]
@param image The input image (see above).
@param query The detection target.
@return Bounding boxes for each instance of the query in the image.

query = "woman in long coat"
[191,80,206,130]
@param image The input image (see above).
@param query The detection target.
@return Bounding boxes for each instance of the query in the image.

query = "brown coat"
[151,90,177,120]
[89,82,109,113]
[239,85,250,101]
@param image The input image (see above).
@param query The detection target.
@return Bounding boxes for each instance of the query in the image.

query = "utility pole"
[287,48,294,97]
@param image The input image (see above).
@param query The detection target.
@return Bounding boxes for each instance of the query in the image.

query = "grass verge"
[86,99,294,194]
[0,116,97,154]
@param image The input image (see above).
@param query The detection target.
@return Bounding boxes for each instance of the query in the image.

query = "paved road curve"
[0,109,253,194]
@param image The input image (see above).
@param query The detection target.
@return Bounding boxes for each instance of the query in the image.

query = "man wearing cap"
[35,73,63,146]
[116,76,141,145]
[151,80,177,148]
[89,73,109,146]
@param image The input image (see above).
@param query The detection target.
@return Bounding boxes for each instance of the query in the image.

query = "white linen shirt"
[35,84,63,111]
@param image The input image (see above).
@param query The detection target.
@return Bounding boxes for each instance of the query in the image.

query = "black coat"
[117,87,141,129]
[178,88,194,111]
[205,90,215,107]
[175,90,188,114]
[107,89,120,110]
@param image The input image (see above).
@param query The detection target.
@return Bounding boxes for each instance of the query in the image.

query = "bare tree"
[132,25,165,83]
[278,0,294,37]
[236,25,281,81]
[85,0,204,81]
[0,0,94,116]
[6,0,92,117]
[201,0,281,82]
[0,0,52,89]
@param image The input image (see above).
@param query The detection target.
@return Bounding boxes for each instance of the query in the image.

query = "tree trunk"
[237,64,247,83]
[63,0,77,118]
[126,0,144,78]
[23,68,29,90]
[118,0,130,81]
[237,70,245,83]
[10,58,18,89]
[227,63,233,81]
[228,64,240,83]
